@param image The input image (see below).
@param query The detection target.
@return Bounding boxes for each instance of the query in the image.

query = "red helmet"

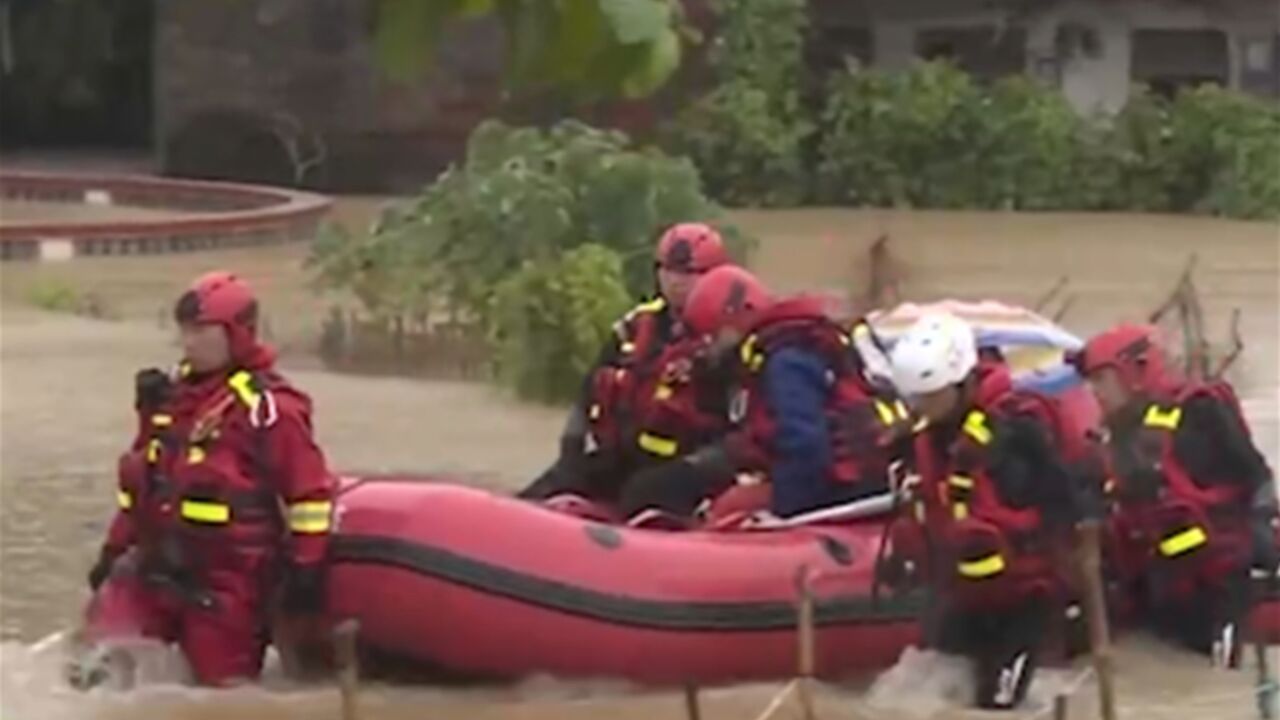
[682,266,772,336]
[656,223,729,274]
[1075,323,1167,392]
[174,271,260,361]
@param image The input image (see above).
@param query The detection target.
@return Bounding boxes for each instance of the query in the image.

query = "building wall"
[155,0,505,191]
[854,0,1279,113]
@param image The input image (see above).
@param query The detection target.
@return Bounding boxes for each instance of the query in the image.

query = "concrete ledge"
[0,172,332,261]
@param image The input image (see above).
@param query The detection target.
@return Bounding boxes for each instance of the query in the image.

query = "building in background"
[1,0,1276,191]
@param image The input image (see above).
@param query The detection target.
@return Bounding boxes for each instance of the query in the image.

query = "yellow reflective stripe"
[1159,526,1208,557]
[838,332,851,346]
[146,438,161,463]
[874,401,896,426]
[227,370,259,409]
[948,475,975,489]
[635,297,666,314]
[953,503,969,520]
[894,401,909,420]
[963,411,993,445]
[187,446,206,464]
[116,490,133,510]
[638,432,679,457]
[912,417,930,433]
[151,414,173,427]
[620,341,637,355]
[588,404,602,420]
[654,384,674,400]
[739,334,764,373]
[288,501,333,534]
[959,553,1006,578]
[180,500,231,524]
[1144,404,1183,430]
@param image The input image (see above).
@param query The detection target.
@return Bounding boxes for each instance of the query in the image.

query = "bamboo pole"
[333,619,362,720]
[1256,643,1275,719]
[795,565,817,720]
[684,684,702,720]
[1076,521,1117,720]
[751,680,798,720]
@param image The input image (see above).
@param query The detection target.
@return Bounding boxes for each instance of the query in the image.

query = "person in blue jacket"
[618,266,905,522]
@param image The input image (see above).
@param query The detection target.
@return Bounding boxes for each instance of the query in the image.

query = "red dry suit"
[1104,381,1268,605]
[89,346,335,685]
[895,360,1084,611]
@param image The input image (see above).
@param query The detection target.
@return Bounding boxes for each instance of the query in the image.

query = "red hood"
[746,295,828,332]
[973,357,1014,407]
[174,343,278,413]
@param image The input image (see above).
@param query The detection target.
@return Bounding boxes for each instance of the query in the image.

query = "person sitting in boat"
[887,311,1085,710]
[518,223,731,506]
[617,266,907,524]
[1074,323,1278,665]
[82,271,335,686]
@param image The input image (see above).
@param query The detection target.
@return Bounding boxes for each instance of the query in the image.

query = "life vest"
[585,297,673,452]
[116,368,320,572]
[1104,381,1254,598]
[732,298,908,488]
[906,361,1072,609]
[633,337,730,462]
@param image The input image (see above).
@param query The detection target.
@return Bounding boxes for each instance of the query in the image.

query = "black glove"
[134,368,172,412]
[280,563,327,615]
[87,548,119,592]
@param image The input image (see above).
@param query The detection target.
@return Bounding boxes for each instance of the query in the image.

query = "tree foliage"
[309,119,751,401]
[663,0,813,206]
[371,0,686,100]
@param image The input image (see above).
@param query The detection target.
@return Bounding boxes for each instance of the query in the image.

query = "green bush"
[1162,85,1280,219]
[667,81,812,206]
[309,119,750,401]
[814,63,1280,218]
[664,0,812,206]
[817,61,989,207]
[26,281,82,314]
[492,245,633,402]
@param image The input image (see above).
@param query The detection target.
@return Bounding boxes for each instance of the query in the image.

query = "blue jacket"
[762,347,843,517]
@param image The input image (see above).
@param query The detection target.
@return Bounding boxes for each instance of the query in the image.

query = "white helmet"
[889,312,978,396]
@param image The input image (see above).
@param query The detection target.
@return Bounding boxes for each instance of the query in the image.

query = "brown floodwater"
[1,207,1277,719]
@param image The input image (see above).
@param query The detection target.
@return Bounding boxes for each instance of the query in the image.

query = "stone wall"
[155,0,505,192]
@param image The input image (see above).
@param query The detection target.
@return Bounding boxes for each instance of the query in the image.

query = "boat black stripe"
[331,533,923,632]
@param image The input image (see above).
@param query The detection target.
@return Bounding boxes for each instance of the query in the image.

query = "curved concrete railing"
[0,172,332,261]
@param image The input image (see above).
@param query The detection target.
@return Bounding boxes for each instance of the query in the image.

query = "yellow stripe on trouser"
[181,500,231,524]
[288,501,333,534]
[1159,526,1208,557]
[117,490,133,510]
[958,553,1006,578]
[638,432,678,457]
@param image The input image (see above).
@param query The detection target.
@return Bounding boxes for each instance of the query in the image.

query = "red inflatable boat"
[326,478,922,685]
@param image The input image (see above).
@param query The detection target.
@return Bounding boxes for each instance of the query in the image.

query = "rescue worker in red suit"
[83,271,335,686]
[518,223,731,505]
[617,266,907,523]
[887,312,1086,710]
[1075,323,1278,664]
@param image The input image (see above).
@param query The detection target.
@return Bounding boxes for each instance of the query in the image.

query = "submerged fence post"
[1077,521,1117,720]
[684,684,702,720]
[333,619,362,720]
[795,565,817,720]
[1052,694,1069,720]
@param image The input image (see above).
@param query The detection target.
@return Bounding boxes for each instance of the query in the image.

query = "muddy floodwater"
[1,205,1277,719]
